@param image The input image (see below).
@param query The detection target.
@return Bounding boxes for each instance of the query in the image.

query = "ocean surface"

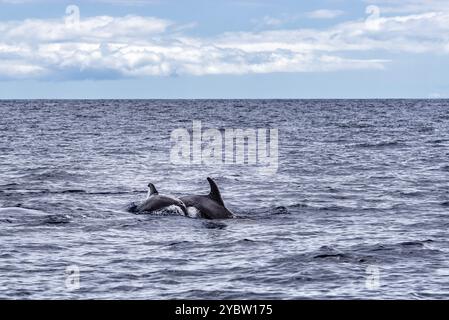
[0,99,448,299]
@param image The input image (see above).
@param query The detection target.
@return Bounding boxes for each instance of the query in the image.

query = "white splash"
[186,206,201,218]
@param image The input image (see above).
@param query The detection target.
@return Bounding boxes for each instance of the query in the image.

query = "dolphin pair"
[134,177,234,219]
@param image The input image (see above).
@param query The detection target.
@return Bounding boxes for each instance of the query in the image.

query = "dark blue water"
[1,100,448,299]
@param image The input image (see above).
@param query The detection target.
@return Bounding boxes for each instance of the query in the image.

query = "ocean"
[0,99,448,299]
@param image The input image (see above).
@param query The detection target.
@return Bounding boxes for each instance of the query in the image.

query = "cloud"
[250,14,302,29]
[1,15,172,43]
[306,9,344,19]
[363,0,449,14]
[0,5,449,80]
[251,15,284,27]
[88,0,160,5]
[0,0,159,4]
[0,0,27,3]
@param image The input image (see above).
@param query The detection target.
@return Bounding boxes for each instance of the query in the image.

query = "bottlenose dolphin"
[180,177,234,219]
[135,183,188,215]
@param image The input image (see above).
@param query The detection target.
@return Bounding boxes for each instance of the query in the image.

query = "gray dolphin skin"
[180,177,234,219]
[136,183,188,215]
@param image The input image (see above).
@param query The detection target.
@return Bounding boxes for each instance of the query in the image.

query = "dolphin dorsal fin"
[207,177,224,206]
[148,183,158,196]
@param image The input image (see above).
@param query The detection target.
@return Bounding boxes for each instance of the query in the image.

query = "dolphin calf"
[180,177,234,219]
[134,183,188,215]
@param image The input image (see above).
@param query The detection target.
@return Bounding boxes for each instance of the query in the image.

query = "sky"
[0,0,448,98]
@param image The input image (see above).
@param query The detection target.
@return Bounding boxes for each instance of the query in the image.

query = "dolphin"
[134,183,188,215]
[180,177,234,219]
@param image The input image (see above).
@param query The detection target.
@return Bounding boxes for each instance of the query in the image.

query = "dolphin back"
[136,195,188,215]
[180,177,234,219]
[207,177,224,206]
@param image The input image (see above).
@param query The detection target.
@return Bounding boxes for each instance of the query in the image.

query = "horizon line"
[0,98,448,100]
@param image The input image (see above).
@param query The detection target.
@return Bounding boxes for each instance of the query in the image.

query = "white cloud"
[1,15,172,42]
[251,15,284,27]
[364,0,449,14]
[306,9,344,19]
[0,60,45,78]
[0,0,159,4]
[0,6,449,79]
[0,0,28,3]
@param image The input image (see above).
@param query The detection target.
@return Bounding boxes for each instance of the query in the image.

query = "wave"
[0,206,72,225]
[17,169,85,182]
[355,140,405,148]
[0,189,143,196]
[427,139,449,144]
[43,214,72,225]
[250,202,386,217]
[336,122,373,129]
[313,253,350,260]
[271,239,439,267]
[127,202,185,217]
